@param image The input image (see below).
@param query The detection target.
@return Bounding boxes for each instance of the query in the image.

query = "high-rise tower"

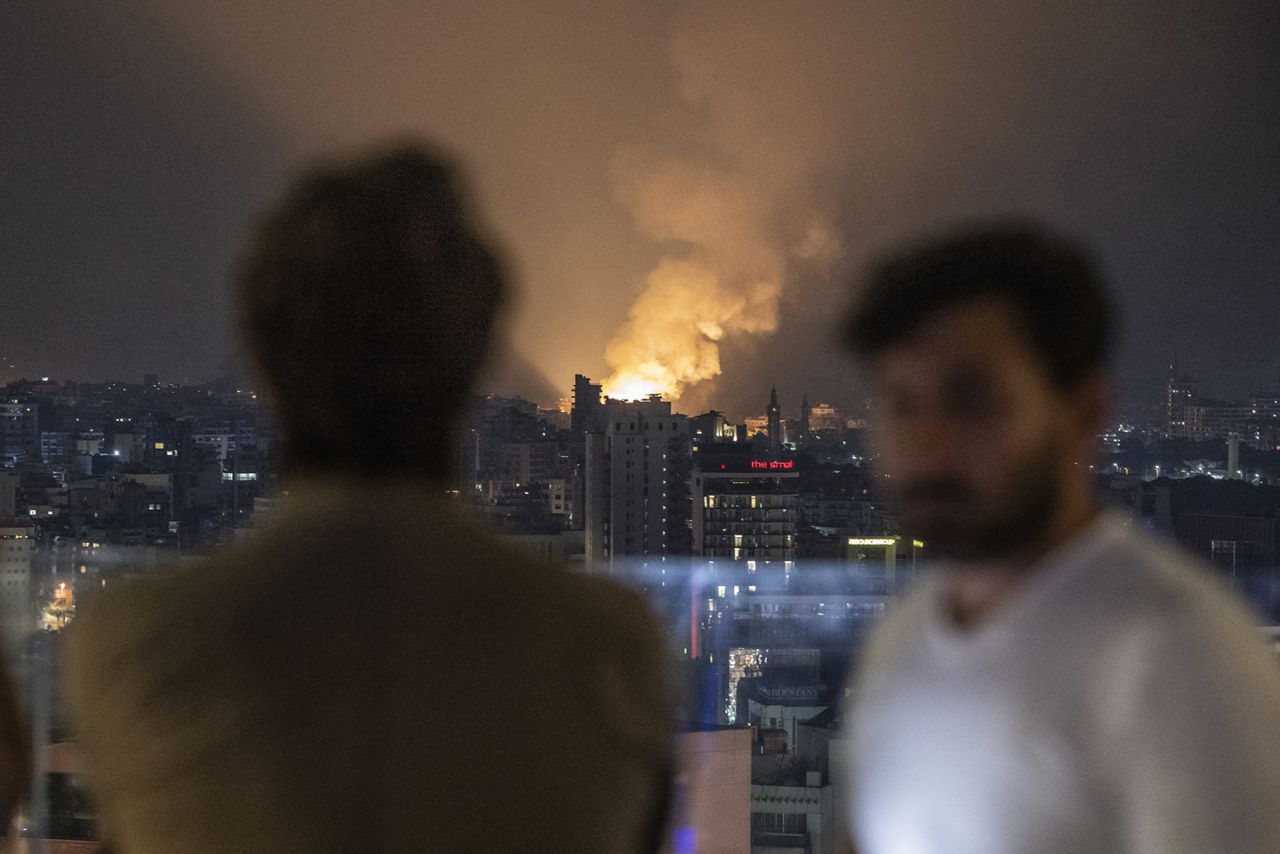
[583,397,692,563]
[1165,358,1197,439]
[571,374,605,436]
[766,387,782,451]
[799,394,811,447]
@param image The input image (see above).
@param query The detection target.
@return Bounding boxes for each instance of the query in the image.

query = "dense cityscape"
[5,0,1280,848]
[3,364,1279,851]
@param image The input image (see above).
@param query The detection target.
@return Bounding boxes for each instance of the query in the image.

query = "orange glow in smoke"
[603,368,677,402]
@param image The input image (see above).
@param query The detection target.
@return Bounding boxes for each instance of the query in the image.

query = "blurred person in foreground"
[0,646,29,836]
[840,222,1280,853]
[63,144,674,853]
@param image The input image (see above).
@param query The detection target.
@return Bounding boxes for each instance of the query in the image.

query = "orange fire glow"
[601,257,780,403]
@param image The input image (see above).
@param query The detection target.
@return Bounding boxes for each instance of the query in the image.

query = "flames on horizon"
[601,257,782,402]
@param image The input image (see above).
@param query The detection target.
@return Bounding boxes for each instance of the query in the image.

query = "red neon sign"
[750,459,794,470]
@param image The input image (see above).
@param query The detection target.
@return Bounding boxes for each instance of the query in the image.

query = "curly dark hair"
[844,220,1115,390]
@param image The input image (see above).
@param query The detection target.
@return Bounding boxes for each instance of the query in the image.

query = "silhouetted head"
[844,220,1115,561]
[238,143,505,480]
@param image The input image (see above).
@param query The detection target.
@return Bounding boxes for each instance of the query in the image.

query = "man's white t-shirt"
[845,513,1280,854]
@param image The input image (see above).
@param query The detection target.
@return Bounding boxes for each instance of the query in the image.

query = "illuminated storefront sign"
[749,459,794,470]
[709,457,796,472]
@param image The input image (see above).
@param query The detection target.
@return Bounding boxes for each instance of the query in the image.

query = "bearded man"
[841,222,1280,854]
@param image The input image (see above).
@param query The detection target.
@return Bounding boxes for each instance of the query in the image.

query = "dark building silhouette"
[798,394,811,448]
[766,387,782,452]
[571,374,605,436]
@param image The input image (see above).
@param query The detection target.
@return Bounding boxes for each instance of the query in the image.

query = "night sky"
[3,1,1278,419]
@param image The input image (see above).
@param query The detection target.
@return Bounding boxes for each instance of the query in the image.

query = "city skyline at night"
[6,5,1280,851]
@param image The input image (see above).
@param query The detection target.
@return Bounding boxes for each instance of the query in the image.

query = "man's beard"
[896,439,1064,562]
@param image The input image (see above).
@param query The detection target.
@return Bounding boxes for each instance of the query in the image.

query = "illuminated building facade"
[1166,368,1196,438]
[1162,362,1280,449]
[744,415,769,440]
[1,399,39,465]
[692,447,799,563]
[1166,361,1198,438]
[1250,392,1280,451]
[843,535,925,590]
[583,397,691,562]
[1183,401,1253,442]
[807,402,842,435]
[40,431,73,466]
[1181,398,1280,449]
[690,410,738,446]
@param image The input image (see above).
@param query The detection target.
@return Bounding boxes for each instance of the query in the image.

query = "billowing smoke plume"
[12,1,1275,404]
[602,5,847,402]
[603,155,785,401]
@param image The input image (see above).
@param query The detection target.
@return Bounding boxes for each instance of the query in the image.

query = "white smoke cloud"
[601,3,849,402]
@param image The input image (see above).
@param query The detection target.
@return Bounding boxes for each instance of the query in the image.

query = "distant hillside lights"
[1165,362,1280,449]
